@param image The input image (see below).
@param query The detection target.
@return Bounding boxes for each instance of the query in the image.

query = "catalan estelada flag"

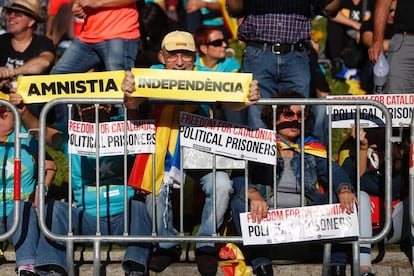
[276,135,327,158]
[219,0,239,41]
[128,104,181,195]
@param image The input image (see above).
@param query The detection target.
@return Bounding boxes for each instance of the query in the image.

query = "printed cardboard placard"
[179,112,277,165]
[131,68,252,102]
[16,71,126,103]
[240,204,359,245]
[68,119,155,156]
[328,94,414,128]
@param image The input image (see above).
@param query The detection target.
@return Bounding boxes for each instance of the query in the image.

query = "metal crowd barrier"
[409,110,414,262]
[0,100,23,243]
[32,97,393,276]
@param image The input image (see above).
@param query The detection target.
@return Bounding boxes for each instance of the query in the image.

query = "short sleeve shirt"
[0,33,54,72]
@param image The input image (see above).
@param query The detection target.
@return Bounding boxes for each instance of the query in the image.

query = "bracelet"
[338,186,353,194]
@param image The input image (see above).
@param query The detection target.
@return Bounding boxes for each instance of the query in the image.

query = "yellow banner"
[9,68,252,104]
[16,70,126,104]
[131,68,252,102]
[0,92,9,101]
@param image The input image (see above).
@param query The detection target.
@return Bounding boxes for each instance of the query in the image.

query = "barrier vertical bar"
[409,111,414,226]
[66,104,75,276]
[409,109,414,266]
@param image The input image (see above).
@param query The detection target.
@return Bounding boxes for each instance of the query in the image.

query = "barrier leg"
[352,241,360,276]
[66,240,75,276]
[93,240,102,276]
[322,243,331,276]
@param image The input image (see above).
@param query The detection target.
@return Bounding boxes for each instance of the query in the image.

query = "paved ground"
[0,246,412,276]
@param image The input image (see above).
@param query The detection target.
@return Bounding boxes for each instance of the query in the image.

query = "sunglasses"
[282,109,307,120]
[5,9,29,17]
[205,39,226,47]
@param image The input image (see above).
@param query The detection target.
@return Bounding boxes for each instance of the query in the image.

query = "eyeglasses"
[205,39,226,47]
[389,7,396,12]
[282,109,307,120]
[164,52,194,62]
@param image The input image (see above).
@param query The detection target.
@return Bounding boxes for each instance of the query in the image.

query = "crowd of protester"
[0,0,413,276]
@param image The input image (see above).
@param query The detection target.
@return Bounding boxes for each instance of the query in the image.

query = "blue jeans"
[148,171,233,250]
[242,45,311,128]
[230,176,347,269]
[35,199,151,274]
[0,202,39,269]
[51,38,139,123]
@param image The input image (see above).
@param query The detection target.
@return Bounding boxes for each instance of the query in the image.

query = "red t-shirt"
[79,3,140,43]
[48,0,83,37]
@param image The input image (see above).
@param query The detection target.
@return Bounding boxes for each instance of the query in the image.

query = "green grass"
[46,146,68,186]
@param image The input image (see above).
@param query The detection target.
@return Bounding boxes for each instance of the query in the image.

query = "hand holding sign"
[248,188,269,223]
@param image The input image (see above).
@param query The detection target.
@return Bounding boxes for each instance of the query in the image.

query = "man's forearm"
[79,0,138,9]
[14,53,55,76]
[373,0,392,43]
[324,0,341,17]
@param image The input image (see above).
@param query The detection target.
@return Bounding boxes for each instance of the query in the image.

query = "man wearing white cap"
[122,30,260,276]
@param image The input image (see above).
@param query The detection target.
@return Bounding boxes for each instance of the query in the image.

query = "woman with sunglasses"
[193,25,243,124]
[193,25,240,73]
[230,90,358,276]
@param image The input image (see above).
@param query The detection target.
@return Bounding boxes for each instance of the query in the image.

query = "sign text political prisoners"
[68,120,155,156]
[240,204,359,245]
[179,112,277,165]
[328,94,414,128]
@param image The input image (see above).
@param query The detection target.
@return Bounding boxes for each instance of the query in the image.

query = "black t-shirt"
[338,0,376,23]
[394,0,414,32]
[361,18,395,40]
[0,33,54,73]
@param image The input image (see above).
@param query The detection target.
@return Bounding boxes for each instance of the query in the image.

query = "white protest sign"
[327,94,414,128]
[240,204,359,245]
[179,112,277,165]
[68,120,155,156]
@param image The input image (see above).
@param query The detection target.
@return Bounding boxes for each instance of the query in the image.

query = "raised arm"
[74,0,138,9]
[72,0,137,18]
